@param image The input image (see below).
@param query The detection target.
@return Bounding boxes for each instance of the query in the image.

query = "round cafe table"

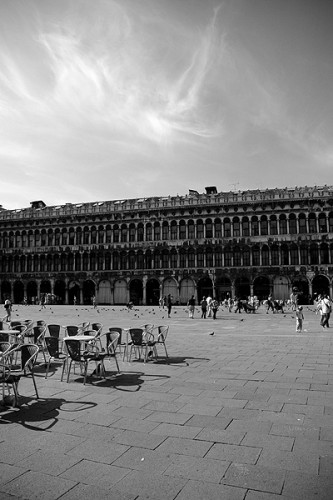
[0,330,20,344]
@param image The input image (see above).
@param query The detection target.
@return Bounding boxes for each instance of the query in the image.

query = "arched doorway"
[98,280,112,304]
[273,276,289,301]
[27,281,38,304]
[312,275,329,300]
[215,276,232,301]
[234,276,250,299]
[40,280,51,296]
[179,278,196,304]
[163,277,179,304]
[1,281,11,303]
[114,279,128,304]
[197,276,213,301]
[83,280,96,305]
[146,278,160,305]
[253,276,270,301]
[129,279,143,305]
[13,281,24,304]
[68,281,81,304]
[292,276,310,305]
[54,280,66,304]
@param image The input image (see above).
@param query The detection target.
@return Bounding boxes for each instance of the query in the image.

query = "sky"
[1,0,333,210]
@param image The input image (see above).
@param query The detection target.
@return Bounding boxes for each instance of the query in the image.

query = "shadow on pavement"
[0,397,97,431]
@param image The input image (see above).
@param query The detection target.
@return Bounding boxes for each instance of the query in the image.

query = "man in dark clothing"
[188,295,196,318]
[201,297,207,319]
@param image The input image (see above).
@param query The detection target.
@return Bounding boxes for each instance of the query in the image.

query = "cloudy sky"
[1,0,333,210]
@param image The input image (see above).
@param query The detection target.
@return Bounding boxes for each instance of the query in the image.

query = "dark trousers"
[321,313,330,328]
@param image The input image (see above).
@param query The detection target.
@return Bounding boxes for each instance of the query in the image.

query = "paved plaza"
[1,303,333,500]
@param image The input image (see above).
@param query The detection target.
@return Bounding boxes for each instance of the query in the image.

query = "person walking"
[40,294,46,309]
[319,295,331,329]
[167,294,172,318]
[212,298,219,320]
[206,295,212,317]
[187,295,196,319]
[201,296,207,319]
[4,298,12,322]
[234,297,242,313]
[295,306,304,332]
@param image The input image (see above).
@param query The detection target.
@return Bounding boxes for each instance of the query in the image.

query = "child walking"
[296,306,304,332]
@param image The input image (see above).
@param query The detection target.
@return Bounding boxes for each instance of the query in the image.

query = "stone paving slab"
[0,303,333,499]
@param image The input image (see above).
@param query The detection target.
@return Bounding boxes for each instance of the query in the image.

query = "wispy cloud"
[32,1,223,145]
[0,0,332,209]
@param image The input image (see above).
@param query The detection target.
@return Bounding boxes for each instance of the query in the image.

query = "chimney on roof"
[205,186,217,195]
[30,200,46,209]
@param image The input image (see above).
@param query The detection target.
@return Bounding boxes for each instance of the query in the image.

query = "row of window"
[1,242,333,273]
[1,212,333,249]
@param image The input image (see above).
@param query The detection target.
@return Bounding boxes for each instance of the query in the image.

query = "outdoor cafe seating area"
[0,317,169,407]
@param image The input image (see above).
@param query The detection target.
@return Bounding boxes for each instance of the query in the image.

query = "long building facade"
[1,185,333,306]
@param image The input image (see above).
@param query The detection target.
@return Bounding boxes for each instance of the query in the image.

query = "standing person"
[212,298,219,320]
[295,306,304,332]
[92,295,96,308]
[159,296,164,309]
[4,297,12,322]
[290,291,298,311]
[187,295,195,319]
[201,296,207,319]
[319,295,331,329]
[206,295,212,318]
[167,294,172,318]
[73,295,77,306]
[234,297,242,313]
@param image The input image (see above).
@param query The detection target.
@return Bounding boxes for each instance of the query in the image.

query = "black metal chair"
[105,331,120,373]
[44,337,67,379]
[47,324,61,338]
[128,328,157,363]
[154,325,169,359]
[1,344,39,406]
[62,338,107,384]
[64,325,79,337]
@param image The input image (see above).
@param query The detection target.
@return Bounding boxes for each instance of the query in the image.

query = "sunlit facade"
[1,185,333,305]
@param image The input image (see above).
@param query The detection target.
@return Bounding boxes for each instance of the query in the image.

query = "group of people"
[184,292,333,332]
[187,295,219,319]
[295,294,332,332]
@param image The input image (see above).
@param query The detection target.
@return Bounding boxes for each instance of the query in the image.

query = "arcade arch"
[146,278,160,305]
[197,276,213,301]
[114,279,127,304]
[163,277,179,304]
[179,277,196,304]
[312,275,330,299]
[98,280,112,304]
[129,279,143,305]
